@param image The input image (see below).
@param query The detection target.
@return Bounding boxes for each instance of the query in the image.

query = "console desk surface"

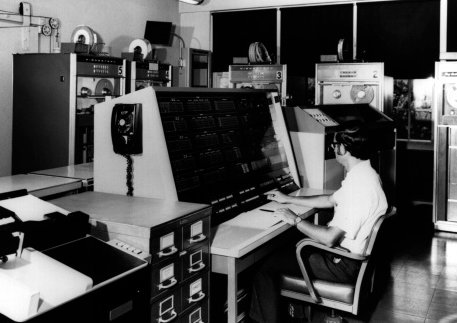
[30,163,94,188]
[211,187,334,323]
[0,174,82,198]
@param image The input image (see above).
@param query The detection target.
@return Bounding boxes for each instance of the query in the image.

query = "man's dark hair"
[334,126,372,160]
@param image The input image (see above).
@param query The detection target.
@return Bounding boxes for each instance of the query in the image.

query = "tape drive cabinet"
[12,53,126,174]
[315,62,393,113]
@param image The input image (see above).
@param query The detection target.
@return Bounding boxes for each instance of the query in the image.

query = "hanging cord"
[124,154,134,196]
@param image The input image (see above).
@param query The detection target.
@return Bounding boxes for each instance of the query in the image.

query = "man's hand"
[266,191,290,204]
[274,208,298,226]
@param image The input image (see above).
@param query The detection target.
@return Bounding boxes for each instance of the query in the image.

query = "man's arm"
[266,191,335,209]
[275,208,345,247]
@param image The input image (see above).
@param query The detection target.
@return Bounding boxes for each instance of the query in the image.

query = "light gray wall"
[0,0,180,176]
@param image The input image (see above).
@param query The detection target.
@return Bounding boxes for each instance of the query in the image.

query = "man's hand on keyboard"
[274,208,297,225]
[265,190,290,204]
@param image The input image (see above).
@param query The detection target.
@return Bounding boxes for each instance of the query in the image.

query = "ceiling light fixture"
[179,0,204,5]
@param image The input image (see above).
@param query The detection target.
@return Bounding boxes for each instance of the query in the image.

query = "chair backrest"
[353,206,396,313]
[361,206,396,257]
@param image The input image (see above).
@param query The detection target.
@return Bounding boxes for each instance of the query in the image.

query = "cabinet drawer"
[151,290,181,323]
[181,244,209,281]
[151,258,181,299]
[180,299,209,323]
[181,216,210,250]
[150,223,182,265]
[180,272,209,312]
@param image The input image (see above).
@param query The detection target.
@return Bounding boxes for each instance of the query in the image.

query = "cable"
[124,154,134,196]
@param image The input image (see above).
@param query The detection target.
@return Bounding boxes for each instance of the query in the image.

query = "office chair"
[280,207,396,322]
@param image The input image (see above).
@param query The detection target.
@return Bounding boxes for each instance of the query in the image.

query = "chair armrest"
[294,240,321,303]
[294,238,368,304]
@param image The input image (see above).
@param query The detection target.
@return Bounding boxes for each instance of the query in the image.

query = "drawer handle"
[158,310,177,323]
[188,234,206,244]
[188,291,205,304]
[188,261,206,273]
[158,277,177,290]
[157,246,178,258]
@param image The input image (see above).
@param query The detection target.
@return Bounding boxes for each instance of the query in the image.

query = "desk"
[211,187,333,323]
[0,174,82,198]
[30,163,94,189]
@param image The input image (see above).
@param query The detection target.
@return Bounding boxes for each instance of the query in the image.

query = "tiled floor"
[301,205,457,323]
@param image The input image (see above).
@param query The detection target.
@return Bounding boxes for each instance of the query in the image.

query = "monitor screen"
[144,21,173,46]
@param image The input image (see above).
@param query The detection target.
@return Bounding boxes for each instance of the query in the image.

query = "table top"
[30,163,94,181]
[210,187,333,258]
[0,174,82,198]
[50,191,210,237]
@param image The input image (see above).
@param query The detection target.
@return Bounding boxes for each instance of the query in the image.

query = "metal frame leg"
[227,257,238,323]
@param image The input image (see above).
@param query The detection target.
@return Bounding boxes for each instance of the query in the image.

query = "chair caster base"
[324,313,343,323]
[287,302,311,322]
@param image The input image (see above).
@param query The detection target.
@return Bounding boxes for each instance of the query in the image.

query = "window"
[357,0,440,79]
[212,9,277,73]
[281,5,353,105]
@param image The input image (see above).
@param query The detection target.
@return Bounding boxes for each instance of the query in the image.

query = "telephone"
[111,103,143,155]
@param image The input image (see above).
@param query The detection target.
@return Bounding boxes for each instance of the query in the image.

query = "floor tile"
[430,288,457,306]
[369,307,426,323]
[395,268,440,288]
[382,281,435,301]
[375,294,432,318]
[436,276,457,293]
[426,302,457,321]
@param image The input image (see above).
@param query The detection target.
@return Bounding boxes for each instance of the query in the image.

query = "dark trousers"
[249,233,360,323]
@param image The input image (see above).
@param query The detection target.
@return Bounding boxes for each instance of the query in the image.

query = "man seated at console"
[249,126,388,323]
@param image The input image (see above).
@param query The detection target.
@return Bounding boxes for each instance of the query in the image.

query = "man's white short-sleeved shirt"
[327,160,388,255]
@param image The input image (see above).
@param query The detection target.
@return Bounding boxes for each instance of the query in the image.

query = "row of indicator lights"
[114,241,144,255]
[215,203,238,214]
[239,187,255,195]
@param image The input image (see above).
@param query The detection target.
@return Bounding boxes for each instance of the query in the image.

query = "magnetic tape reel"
[41,24,52,36]
[248,42,272,64]
[350,85,375,104]
[71,25,97,46]
[445,83,457,109]
[49,18,60,29]
[95,79,114,96]
[128,39,152,61]
[337,38,351,62]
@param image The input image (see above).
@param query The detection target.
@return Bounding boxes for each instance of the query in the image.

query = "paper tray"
[42,235,147,286]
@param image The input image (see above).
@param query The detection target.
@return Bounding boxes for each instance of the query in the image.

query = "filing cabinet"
[150,222,182,265]
[151,289,182,323]
[180,299,209,323]
[150,214,211,323]
[181,272,209,313]
[49,192,212,323]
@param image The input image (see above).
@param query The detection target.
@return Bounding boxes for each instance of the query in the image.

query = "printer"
[0,189,149,323]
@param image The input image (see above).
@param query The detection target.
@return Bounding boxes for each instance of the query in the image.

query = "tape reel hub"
[350,85,374,104]
[332,90,342,99]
